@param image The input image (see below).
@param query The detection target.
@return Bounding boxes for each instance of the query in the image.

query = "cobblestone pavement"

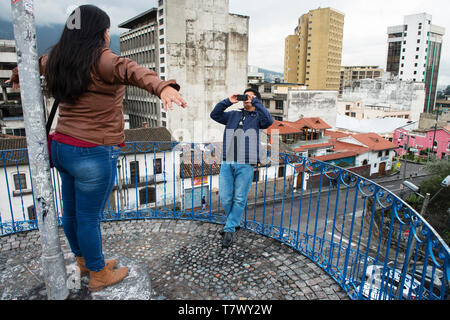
[0,219,350,300]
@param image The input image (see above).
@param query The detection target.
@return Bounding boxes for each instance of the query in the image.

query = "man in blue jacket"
[210,88,274,247]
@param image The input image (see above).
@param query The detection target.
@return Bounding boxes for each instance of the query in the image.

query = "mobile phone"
[237,94,248,101]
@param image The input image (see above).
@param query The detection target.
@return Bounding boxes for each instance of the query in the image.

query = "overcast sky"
[1,0,449,87]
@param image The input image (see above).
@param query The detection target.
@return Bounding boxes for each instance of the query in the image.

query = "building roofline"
[118,8,157,29]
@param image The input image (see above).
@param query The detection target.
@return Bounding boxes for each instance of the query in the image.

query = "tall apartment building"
[284,7,345,91]
[339,66,383,95]
[119,0,249,143]
[387,13,445,113]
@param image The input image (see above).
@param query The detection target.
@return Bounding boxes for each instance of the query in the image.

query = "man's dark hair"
[244,88,261,100]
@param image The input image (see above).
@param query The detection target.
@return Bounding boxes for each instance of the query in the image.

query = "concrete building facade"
[0,39,23,137]
[339,66,383,95]
[284,7,345,91]
[119,0,249,143]
[386,13,445,113]
[341,77,425,123]
[287,90,338,128]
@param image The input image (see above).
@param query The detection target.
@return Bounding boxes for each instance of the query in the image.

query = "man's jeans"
[51,141,120,271]
[219,162,254,233]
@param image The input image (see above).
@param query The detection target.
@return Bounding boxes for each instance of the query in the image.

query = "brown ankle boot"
[88,265,129,292]
[76,257,118,277]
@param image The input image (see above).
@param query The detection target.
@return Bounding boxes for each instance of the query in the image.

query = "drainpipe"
[10,0,69,300]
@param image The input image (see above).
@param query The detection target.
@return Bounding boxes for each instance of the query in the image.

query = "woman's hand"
[160,86,188,111]
[5,79,20,90]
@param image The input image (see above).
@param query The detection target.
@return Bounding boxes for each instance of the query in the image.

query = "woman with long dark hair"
[8,5,187,292]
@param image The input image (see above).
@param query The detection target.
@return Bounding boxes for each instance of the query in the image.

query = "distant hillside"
[0,18,120,55]
[258,67,283,83]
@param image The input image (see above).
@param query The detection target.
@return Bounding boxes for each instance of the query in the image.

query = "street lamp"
[401,175,450,216]
[397,176,449,298]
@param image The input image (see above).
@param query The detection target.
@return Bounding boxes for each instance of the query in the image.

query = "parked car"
[357,264,422,300]
[407,264,449,300]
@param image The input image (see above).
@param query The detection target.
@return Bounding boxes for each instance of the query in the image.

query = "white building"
[387,13,445,113]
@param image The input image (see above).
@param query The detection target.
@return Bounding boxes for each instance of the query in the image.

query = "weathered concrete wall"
[419,111,450,130]
[165,0,249,143]
[342,78,425,122]
[287,90,338,128]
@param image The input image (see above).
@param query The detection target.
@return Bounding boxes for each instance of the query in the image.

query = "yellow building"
[284,7,345,91]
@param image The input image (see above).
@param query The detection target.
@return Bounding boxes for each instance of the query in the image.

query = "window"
[378,151,383,157]
[139,187,155,205]
[385,150,389,156]
[154,158,162,174]
[13,173,27,190]
[27,205,36,221]
[130,161,140,183]
[275,100,284,110]
[278,166,285,178]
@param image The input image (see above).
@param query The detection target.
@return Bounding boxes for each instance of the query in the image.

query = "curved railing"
[1,142,448,300]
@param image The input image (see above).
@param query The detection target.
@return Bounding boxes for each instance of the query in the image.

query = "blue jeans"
[51,141,120,271]
[219,162,254,233]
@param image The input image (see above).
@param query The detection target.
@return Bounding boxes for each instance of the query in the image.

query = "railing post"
[10,0,69,300]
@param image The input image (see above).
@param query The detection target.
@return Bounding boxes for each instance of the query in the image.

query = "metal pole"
[402,134,409,181]
[10,0,68,300]
[431,104,440,160]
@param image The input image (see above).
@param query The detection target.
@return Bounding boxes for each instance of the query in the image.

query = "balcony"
[0,142,449,300]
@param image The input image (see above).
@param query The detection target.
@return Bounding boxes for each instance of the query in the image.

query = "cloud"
[2,0,449,86]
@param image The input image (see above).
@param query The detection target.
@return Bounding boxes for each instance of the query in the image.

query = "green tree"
[417,161,450,244]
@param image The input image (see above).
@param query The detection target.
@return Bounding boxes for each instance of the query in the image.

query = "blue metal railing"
[1,142,448,300]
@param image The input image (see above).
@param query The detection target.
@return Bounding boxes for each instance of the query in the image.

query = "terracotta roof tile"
[352,133,397,151]
[295,117,332,130]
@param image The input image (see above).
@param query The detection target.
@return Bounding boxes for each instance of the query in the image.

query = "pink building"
[393,126,450,160]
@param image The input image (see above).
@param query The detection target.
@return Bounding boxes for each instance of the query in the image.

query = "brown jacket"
[11,48,179,145]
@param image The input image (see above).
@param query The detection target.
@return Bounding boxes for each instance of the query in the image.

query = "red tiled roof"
[266,120,301,135]
[266,117,331,135]
[324,130,350,139]
[295,117,332,130]
[294,142,334,152]
[332,140,369,155]
[352,133,397,151]
[312,151,359,162]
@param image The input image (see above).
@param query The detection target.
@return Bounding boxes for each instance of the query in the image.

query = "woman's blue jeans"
[219,162,254,233]
[51,141,120,271]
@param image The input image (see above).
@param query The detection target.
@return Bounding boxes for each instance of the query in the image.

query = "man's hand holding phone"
[229,94,250,104]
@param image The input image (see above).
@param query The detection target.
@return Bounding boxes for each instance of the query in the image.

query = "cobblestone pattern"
[0,219,350,300]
